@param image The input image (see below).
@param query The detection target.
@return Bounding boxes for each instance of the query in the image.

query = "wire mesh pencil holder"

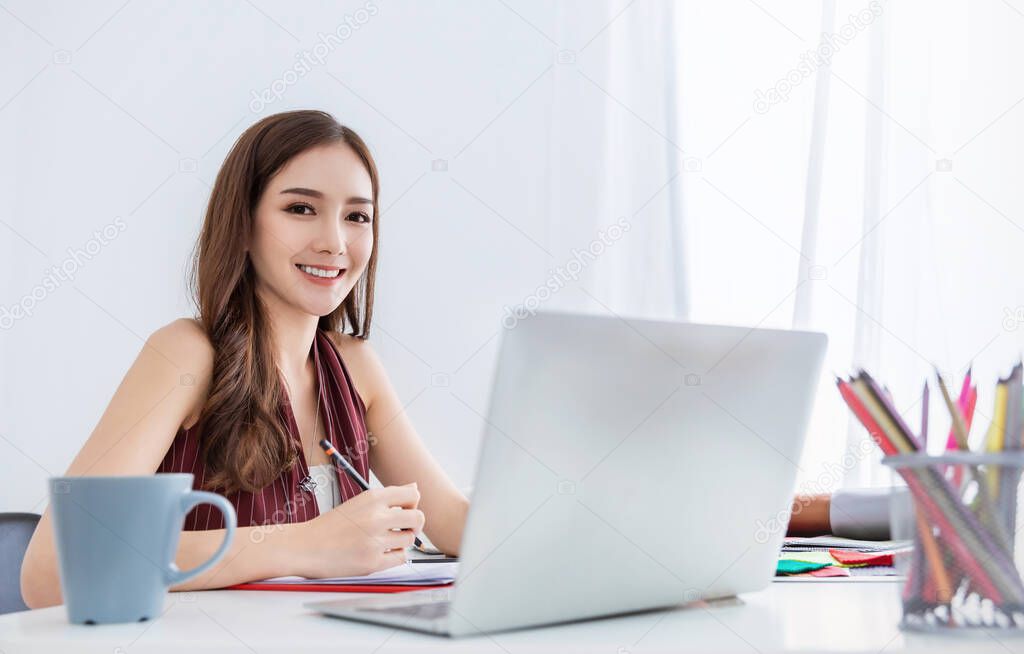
[883,451,1024,633]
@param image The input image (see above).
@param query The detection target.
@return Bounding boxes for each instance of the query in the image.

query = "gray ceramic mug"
[48,473,236,624]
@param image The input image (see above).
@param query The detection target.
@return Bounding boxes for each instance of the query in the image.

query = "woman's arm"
[786,493,832,536]
[333,335,469,555]
[19,319,250,608]
[29,509,312,604]
[168,523,300,592]
[787,489,909,539]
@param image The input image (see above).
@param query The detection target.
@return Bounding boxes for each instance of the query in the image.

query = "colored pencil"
[916,507,953,603]
[936,370,1014,557]
[859,376,1020,590]
[837,379,1010,602]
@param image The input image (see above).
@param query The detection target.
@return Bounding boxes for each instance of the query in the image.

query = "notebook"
[227,560,458,593]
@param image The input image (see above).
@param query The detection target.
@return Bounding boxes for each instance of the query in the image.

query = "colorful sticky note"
[809,565,851,578]
[781,551,837,566]
[828,549,894,567]
[777,559,831,575]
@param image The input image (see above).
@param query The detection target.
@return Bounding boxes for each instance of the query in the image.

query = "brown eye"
[287,203,315,215]
[348,211,372,223]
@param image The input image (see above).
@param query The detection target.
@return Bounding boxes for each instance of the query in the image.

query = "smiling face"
[248,141,375,319]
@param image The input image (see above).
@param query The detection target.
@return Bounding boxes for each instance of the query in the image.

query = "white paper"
[782,535,911,552]
[252,560,458,586]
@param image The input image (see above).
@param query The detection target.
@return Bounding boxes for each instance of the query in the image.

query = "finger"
[380,528,417,550]
[377,484,420,509]
[378,547,409,569]
[383,508,424,531]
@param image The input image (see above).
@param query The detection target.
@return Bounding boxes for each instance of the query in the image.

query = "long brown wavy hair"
[186,109,380,496]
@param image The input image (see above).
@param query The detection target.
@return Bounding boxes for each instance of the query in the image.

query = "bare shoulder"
[326,331,381,410]
[62,318,217,477]
[150,318,215,429]
[149,318,215,370]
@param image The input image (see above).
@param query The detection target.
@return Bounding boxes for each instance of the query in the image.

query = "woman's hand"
[293,482,425,578]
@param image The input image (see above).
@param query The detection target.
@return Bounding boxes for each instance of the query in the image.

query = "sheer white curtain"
[809,0,1024,486]
[544,0,688,320]
[548,0,1024,489]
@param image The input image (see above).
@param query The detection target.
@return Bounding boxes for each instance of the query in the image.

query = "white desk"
[1,580,1019,653]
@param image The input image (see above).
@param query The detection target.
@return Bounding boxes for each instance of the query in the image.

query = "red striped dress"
[156,329,370,529]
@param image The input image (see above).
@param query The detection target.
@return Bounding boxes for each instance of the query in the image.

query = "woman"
[19,109,877,610]
[20,110,470,608]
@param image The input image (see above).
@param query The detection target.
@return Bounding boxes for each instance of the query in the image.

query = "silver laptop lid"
[447,310,827,636]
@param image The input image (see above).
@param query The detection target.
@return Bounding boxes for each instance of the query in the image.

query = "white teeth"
[298,264,341,278]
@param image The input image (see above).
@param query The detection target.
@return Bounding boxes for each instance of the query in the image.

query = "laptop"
[306,309,827,637]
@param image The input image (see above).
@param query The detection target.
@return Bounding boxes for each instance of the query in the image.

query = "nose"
[315,211,347,256]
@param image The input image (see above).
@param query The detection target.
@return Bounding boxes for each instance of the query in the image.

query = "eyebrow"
[280,187,372,205]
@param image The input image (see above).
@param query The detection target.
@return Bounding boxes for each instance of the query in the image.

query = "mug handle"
[164,491,237,587]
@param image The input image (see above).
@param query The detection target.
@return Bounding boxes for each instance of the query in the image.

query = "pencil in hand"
[319,438,424,549]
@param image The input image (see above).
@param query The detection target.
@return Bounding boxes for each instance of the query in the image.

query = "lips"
[295,263,346,283]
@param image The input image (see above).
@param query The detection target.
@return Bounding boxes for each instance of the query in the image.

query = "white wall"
[6,1,1024,515]
[0,0,573,512]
